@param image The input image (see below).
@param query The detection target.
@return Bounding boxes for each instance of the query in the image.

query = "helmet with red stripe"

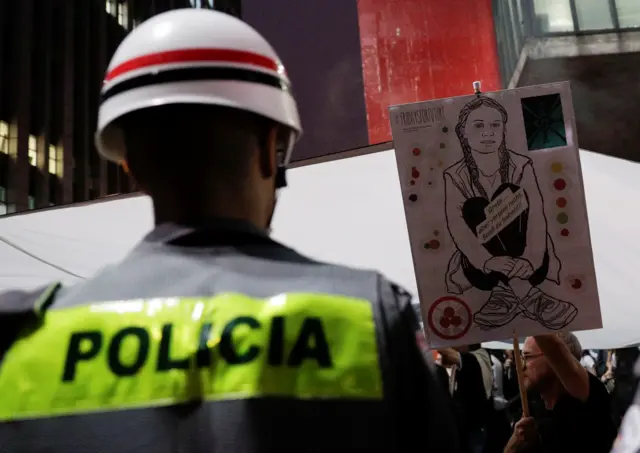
[95,8,301,169]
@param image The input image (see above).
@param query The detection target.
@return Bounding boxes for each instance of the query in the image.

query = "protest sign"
[389,82,601,347]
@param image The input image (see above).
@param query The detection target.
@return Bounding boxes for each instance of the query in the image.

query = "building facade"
[2,0,637,215]
[0,0,241,216]
[494,0,640,161]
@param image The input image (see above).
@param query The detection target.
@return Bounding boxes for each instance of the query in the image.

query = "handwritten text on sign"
[477,188,528,244]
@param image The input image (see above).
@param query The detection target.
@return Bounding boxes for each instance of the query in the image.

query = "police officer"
[0,9,460,453]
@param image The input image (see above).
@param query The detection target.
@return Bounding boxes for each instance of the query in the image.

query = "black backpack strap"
[0,282,62,361]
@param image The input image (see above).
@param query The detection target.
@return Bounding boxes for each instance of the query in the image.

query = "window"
[0,121,8,154]
[48,144,64,177]
[117,1,128,29]
[533,0,575,33]
[618,0,640,28]
[48,145,56,174]
[28,135,38,167]
[106,0,128,29]
[27,196,35,210]
[106,0,117,15]
[190,0,215,7]
[575,0,614,30]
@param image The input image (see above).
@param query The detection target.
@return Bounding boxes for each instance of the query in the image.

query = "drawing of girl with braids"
[443,96,577,331]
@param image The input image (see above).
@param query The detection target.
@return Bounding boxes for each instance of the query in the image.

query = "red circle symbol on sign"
[427,296,472,340]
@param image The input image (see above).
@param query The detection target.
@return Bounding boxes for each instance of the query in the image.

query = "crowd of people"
[422,334,640,453]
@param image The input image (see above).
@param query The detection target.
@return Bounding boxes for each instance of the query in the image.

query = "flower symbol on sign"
[428,296,472,340]
[439,306,463,329]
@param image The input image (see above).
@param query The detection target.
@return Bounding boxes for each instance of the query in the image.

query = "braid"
[462,143,488,199]
[499,140,510,184]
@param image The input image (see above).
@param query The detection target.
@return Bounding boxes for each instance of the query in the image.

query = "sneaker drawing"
[473,285,522,330]
[521,288,578,330]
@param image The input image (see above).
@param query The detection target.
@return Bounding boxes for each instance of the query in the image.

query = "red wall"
[357,0,502,145]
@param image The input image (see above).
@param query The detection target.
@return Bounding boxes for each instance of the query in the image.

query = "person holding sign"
[504,333,616,453]
[443,96,577,331]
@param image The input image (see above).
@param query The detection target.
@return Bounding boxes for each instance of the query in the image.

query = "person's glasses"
[521,352,544,367]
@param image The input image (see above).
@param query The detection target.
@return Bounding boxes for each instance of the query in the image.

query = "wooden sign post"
[512,331,529,417]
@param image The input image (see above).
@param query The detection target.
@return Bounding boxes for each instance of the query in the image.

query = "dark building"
[3,0,636,216]
[0,0,243,216]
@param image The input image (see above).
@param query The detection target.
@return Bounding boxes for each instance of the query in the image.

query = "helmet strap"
[267,167,286,234]
[265,182,281,235]
[266,138,293,232]
[275,166,287,189]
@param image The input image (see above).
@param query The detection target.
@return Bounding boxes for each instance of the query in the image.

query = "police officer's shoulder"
[305,256,419,324]
[0,282,61,358]
[378,276,424,334]
[298,255,415,310]
[375,275,415,313]
[290,252,397,301]
[0,282,61,318]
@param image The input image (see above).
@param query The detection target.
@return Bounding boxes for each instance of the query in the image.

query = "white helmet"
[95,8,301,166]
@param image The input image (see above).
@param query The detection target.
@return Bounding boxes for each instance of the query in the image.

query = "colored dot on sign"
[429,239,440,249]
[438,160,444,167]
[551,162,563,173]
[553,178,567,191]
[409,194,418,202]
[433,230,439,236]
[442,126,449,133]
[412,148,421,156]
[410,180,415,186]
[412,167,420,178]
[557,212,569,224]
[440,143,446,149]
[561,228,569,237]
[450,316,462,327]
[428,181,433,186]
[556,197,567,208]
[439,317,451,329]
[571,279,582,290]
[423,242,430,249]
[443,307,455,318]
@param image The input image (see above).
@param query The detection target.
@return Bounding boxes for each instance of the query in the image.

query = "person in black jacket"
[435,362,452,393]
[439,345,494,453]
[612,347,640,428]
